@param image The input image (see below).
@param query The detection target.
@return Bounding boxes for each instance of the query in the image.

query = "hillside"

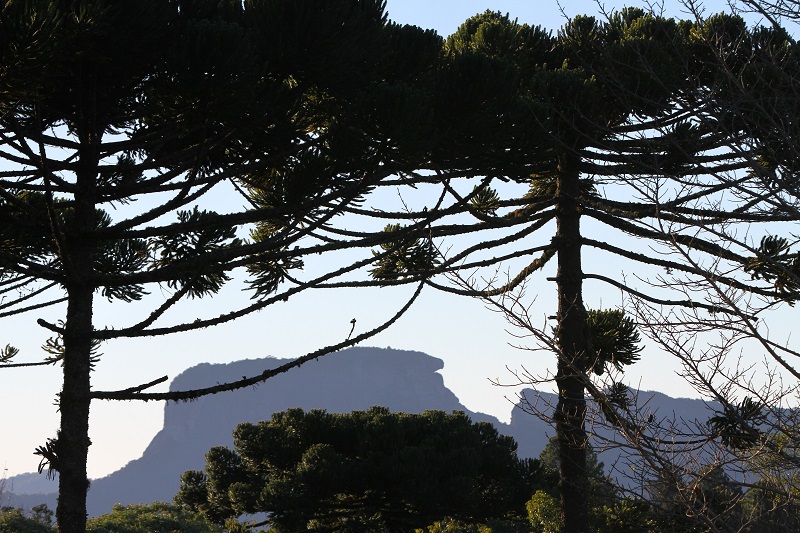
[6,346,713,516]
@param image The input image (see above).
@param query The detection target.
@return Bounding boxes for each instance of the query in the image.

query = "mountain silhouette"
[7,346,715,516]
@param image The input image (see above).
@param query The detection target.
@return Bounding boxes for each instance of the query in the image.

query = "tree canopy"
[0,1,532,531]
[85,503,222,533]
[412,8,800,532]
[0,502,222,533]
[4,2,800,532]
[175,407,539,531]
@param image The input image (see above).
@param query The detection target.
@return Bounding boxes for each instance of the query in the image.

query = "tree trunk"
[554,152,591,533]
[56,94,99,531]
[56,283,94,533]
[56,196,96,532]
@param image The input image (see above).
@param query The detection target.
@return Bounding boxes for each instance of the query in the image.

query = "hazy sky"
[1,0,755,483]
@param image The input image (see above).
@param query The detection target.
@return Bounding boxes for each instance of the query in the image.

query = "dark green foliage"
[0,345,19,364]
[746,235,800,298]
[593,498,657,533]
[709,396,767,449]
[571,9,686,114]
[605,382,634,409]
[693,466,745,532]
[0,192,64,260]
[528,493,657,533]
[741,483,800,533]
[34,433,61,480]
[85,502,221,533]
[95,238,149,303]
[150,208,243,299]
[547,308,643,378]
[0,507,53,533]
[430,14,553,172]
[646,465,746,533]
[244,251,304,301]
[418,516,530,532]
[526,175,596,200]
[176,407,539,531]
[526,437,656,532]
[585,309,643,376]
[0,191,149,303]
[535,436,616,506]
[445,10,553,70]
[469,185,501,216]
[530,439,752,532]
[370,224,440,281]
[28,505,53,529]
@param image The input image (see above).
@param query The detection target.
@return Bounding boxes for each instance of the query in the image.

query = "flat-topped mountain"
[7,347,713,516]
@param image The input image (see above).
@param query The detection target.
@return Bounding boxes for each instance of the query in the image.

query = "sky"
[0,0,770,483]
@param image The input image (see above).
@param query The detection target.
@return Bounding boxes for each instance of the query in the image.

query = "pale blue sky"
[1,0,761,482]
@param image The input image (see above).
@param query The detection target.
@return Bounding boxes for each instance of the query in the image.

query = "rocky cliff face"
[87,347,507,514]
[7,346,715,517]
[10,347,528,515]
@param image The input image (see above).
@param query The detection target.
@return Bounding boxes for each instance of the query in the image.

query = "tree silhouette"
[545,3,800,530]
[412,9,800,532]
[5,4,796,532]
[0,1,508,531]
[176,407,538,532]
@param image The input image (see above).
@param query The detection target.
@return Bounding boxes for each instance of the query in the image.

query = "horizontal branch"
[0,296,67,319]
[583,273,744,317]
[429,247,557,297]
[0,360,55,369]
[584,207,745,264]
[582,237,787,300]
[91,281,425,401]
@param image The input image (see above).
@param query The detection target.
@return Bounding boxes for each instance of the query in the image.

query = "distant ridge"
[7,347,714,516]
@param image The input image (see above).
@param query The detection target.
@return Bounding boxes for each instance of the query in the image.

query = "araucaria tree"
[6,2,794,532]
[421,9,800,533]
[573,2,800,530]
[0,1,468,531]
[176,407,539,531]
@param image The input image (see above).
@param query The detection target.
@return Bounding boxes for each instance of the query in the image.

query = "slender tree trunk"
[56,82,99,530]
[57,193,96,532]
[57,283,94,533]
[554,151,591,533]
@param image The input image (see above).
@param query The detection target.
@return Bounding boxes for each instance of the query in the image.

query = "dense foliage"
[85,503,222,533]
[0,507,52,533]
[0,503,220,533]
[176,407,539,531]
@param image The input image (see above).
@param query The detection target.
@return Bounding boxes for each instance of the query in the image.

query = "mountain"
[6,346,715,516]
[3,472,56,496]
